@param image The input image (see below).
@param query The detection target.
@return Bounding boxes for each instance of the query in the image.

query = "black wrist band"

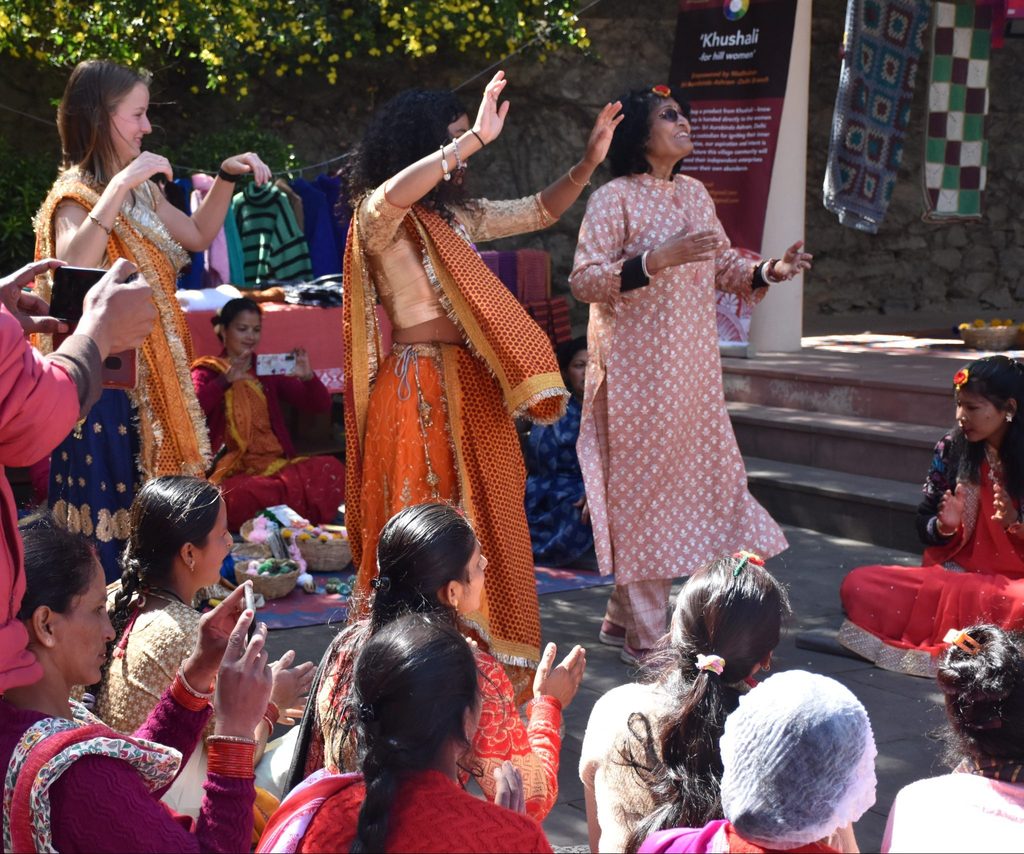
[469,129,485,148]
[217,168,243,184]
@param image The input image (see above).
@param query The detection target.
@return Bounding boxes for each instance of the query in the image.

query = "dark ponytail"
[624,554,791,852]
[100,476,221,687]
[937,624,1024,765]
[320,502,477,771]
[349,613,478,853]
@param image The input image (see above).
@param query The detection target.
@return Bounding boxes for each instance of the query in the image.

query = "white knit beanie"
[719,670,877,849]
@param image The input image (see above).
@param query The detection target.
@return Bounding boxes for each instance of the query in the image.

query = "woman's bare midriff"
[392,316,464,345]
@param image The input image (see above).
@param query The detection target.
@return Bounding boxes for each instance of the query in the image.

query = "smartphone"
[50,266,138,390]
[256,352,297,377]
[244,583,256,642]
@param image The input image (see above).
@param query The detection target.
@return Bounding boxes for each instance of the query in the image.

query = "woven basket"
[231,541,271,562]
[297,537,352,573]
[960,326,1018,351]
[233,560,299,600]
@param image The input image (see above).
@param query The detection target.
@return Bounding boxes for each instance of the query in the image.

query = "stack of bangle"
[452,137,463,172]
[262,701,280,733]
[207,735,256,778]
[171,669,214,712]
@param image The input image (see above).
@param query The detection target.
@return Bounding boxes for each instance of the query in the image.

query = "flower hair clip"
[953,368,969,391]
[731,550,764,577]
[651,84,672,98]
[696,654,726,675]
[943,627,982,655]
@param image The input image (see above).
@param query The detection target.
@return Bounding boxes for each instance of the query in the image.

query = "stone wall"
[3,1,1022,325]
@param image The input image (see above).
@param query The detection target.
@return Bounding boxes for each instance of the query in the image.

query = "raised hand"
[220,152,272,186]
[224,353,251,384]
[181,581,251,693]
[772,240,814,281]
[213,607,274,738]
[582,101,624,167]
[472,71,511,145]
[937,484,966,535]
[532,642,586,708]
[269,649,317,725]
[647,229,721,274]
[292,347,313,381]
[992,481,1017,529]
[112,151,174,192]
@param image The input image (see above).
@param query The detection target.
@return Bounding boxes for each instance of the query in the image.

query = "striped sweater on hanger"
[231,182,313,286]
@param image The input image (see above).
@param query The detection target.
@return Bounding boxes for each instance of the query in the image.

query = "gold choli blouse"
[357,186,556,330]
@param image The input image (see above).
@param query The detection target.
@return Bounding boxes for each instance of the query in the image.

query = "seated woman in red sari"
[191,298,345,531]
[839,355,1024,676]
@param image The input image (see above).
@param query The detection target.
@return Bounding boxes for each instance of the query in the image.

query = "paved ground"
[265,524,943,852]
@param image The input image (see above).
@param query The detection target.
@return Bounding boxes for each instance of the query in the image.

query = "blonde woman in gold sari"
[34,59,271,578]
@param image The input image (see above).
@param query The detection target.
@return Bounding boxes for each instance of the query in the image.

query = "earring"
[763,657,772,672]
[188,557,195,573]
[1007,413,1014,423]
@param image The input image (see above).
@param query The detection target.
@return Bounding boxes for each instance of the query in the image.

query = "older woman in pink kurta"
[570,86,811,660]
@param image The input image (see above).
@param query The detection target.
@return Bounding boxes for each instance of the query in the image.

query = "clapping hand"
[992,481,1018,530]
[937,484,965,535]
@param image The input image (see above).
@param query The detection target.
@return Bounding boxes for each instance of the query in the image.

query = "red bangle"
[170,672,212,712]
[265,701,280,725]
[207,738,256,778]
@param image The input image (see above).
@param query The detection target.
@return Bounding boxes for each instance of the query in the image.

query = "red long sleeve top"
[191,360,332,458]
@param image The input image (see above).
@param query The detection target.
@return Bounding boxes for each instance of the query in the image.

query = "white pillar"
[748,0,812,354]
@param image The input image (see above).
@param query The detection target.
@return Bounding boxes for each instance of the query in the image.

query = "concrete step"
[744,456,922,554]
[729,401,940,484]
[722,351,954,427]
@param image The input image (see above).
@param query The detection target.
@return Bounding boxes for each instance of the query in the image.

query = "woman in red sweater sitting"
[191,297,345,531]
[259,613,552,853]
[285,502,585,821]
[0,517,273,853]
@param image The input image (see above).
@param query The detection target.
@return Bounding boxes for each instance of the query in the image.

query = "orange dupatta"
[342,201,568,572]
[33,169,211,477]
[191,356,288,483]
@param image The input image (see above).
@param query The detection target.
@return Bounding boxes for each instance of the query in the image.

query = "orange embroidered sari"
[343,201,567,693]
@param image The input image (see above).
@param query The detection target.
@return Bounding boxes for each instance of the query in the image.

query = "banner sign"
[669,0,797,344]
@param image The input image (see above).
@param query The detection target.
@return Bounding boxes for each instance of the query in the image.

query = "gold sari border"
[836,619,937,678]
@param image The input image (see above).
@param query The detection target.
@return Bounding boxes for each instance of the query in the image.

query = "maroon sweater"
[0,688,254,853]
[191,360,331,458]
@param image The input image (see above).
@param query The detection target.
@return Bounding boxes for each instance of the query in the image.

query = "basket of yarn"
[291,526,352,573]
[233,558,300,600]
[958,319,1019,351]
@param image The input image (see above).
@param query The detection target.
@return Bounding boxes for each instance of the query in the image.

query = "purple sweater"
[0,688,254,853]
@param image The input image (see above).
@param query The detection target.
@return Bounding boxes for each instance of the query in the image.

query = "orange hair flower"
[651,84,672,98]
[953,369,969,390]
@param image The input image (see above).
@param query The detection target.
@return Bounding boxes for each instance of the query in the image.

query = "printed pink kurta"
[570,173,787,584]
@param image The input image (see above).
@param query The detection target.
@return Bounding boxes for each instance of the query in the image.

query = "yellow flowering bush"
[0,1,590,94]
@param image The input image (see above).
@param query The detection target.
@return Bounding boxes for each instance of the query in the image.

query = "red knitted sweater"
[297,769,552,853]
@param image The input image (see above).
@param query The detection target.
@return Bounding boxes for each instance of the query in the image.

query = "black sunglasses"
[658,108,687,123]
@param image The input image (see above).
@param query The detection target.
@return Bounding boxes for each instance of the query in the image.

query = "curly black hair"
[608,86,691,178]
[344,88,470,218]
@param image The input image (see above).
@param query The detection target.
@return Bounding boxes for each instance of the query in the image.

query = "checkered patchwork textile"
[922,1,991,222]
[823,0,932,234]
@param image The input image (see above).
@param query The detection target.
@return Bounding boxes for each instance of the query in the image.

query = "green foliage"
[168,123,297,175]
[0,137,57,271]
[0,1,590,94]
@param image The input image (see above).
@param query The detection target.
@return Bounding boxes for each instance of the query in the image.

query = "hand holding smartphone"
[244,583,256,642]
[50,265,138,389]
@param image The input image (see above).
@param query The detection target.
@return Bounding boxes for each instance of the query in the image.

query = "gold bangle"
[567,165,591,188]
[88,212,112,235]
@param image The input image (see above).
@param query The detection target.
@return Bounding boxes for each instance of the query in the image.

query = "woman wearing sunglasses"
[569,86,812,664]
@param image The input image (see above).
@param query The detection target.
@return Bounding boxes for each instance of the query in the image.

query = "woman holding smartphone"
[191,297,345,531]
[34,59,271,578]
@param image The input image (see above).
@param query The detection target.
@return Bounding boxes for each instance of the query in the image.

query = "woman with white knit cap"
[639,670,877,854]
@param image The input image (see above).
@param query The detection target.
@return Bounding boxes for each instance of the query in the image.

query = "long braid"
[351,749,399,853]
[89,553,145,695]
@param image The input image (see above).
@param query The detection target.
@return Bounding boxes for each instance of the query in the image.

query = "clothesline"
[172,152,351,179]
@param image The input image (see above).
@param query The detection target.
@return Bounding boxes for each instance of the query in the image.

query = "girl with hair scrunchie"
[883,623,1024,851]
[579,552,791,852]
[840,355,1024,677]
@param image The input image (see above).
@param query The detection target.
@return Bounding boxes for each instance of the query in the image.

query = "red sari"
[191,357,344,531]
[840,457,1024,676]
